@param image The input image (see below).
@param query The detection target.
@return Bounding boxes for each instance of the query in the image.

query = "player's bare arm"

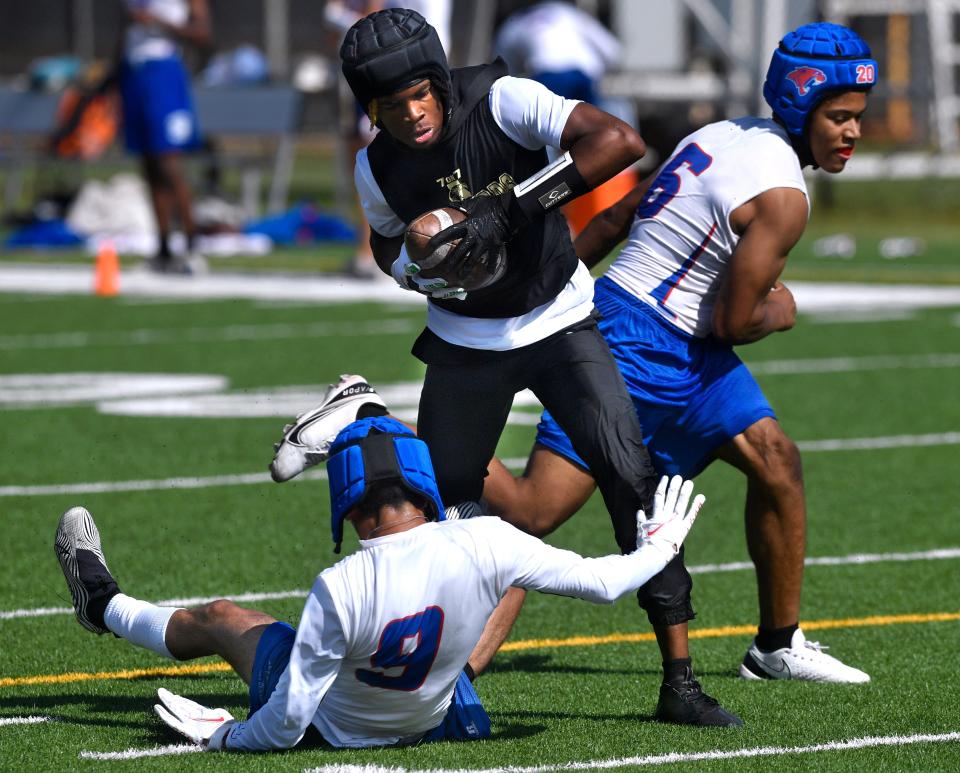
[560,103,645,188]
[573,178,651,269]
[711,186,807,345]
[425,102,646,273]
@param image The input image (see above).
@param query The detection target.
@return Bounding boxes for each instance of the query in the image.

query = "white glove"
[154,687,236,751]
[391,250,467,300]
[636,475,704,560]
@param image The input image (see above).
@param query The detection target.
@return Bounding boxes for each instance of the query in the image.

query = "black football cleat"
[54,506,120,634]
[655,665,744,727]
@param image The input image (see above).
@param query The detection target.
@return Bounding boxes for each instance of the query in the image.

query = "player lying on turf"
[56,417,704,751]
[268,23,875,714]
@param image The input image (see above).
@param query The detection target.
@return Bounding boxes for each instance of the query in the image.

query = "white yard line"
[747,352,960,375]
[5,427,960,499]
[6,548,958,623]
[0,715,53,726]
[78,743,200,761]
[687,547,960,575]
[78,731,960,765]
[302,732,960,772]
[797,432,960,451]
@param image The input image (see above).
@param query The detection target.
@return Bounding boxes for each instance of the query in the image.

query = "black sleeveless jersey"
[366,62,579,319]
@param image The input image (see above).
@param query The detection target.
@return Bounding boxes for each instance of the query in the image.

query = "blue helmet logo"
[763,22,878,136]
[326,416,445,551]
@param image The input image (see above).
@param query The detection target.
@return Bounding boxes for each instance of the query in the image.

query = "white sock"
[103,593,180,659]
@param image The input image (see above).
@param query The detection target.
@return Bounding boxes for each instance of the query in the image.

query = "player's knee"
[488,486,561,537]
[747,423,803,490]
[190,599,241,627]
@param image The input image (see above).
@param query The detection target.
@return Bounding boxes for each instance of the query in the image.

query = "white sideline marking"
[5,427,960,499]
[0,373,228,408]
[2,589,312,621]
[748,352,960,375]
[0,318,415,351]
[797,432,960,451]
[303,732,960,772]
[0,469,322,497]
[79,743,200,760]
[6,548,958,622]
[0,715,53,726]
[688,547,960,575]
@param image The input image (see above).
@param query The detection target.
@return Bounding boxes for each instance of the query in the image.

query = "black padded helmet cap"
[340,8,451,112]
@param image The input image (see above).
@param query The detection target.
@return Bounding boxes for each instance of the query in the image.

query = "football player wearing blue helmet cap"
[272,20,876,731]
[474,20,875,720]
[326,416,446,553]
[763,22,878,171]
[54,424,706,750]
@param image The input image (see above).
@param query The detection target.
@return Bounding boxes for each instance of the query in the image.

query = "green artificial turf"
[1,287,958,770]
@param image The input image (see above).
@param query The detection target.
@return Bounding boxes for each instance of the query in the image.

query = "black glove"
[425,193,521,281]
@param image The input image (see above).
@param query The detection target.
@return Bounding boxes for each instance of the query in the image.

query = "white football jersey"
[605,117,808,338]
[224,517,675,750]
[494,2,622,80]
[124,0,189,62]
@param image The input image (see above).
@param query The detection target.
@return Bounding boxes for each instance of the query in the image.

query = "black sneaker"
[54,507,120,634]
[655,666,744,727]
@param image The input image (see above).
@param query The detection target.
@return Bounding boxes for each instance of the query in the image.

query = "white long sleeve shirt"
[223,517,674,750]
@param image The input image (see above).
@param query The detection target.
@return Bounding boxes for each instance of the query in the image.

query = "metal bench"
[0,84,302,217]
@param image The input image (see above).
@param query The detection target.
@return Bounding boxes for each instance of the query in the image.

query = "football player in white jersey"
[118,0,211,273]
[478,22,876,698]
[55,417,704,751]
[266,22,874,727]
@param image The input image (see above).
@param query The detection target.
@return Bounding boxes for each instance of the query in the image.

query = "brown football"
[404,206,507,292]
[404,207,466,269]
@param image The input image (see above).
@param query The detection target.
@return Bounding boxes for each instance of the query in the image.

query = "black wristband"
[509,151,590,222]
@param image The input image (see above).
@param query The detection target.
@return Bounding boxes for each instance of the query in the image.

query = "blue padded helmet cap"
[763,22,878,136]
[327,416,445,551]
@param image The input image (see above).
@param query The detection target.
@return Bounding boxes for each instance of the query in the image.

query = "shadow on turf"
[0,690,245,731]
[0,692,552,747]
[486,653,741,680]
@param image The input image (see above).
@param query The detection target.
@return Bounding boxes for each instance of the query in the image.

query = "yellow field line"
[501,611,960,651]
[3,611,957,689]
[0,661,232,688]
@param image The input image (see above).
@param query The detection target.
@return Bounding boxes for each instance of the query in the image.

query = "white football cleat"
[739,628,870,683]
[270,374,387,482]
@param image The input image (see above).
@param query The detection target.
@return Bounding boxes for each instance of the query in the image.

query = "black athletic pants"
[414,315,694,625]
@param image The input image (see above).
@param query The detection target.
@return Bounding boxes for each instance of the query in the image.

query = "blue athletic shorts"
[248,621,491,743]
[536,277,775,478]
[420,672,491,743]
[249,621,296,715]
[532,69,597,104]
[119,56,201,154]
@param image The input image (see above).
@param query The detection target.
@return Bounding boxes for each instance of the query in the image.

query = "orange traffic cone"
[93,241,120,297]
